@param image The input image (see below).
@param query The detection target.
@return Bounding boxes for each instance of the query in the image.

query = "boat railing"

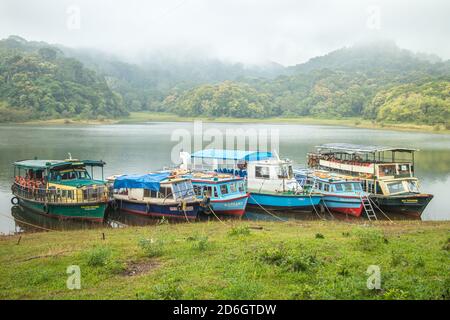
[12,182,108,204]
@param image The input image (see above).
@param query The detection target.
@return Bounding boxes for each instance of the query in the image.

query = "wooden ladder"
[361,195,377,221]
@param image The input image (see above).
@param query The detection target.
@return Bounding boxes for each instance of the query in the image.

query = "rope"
[368,197,394,223]
[308,193,325,220]
[0,212,55,232]
[319,197,335,220]
[249,195,286,222]
[207,204,227,226]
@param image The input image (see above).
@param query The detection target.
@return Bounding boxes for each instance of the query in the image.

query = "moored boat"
[295,169,370,217]
[11,158,108,222]
[185,149,322,212]
[307,143,434,217]
[111,172,203,220]
[188,171,249,217]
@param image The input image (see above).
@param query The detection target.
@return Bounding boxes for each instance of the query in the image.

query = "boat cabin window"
[386,181,406,194]
[343,183,353,192]
[158,186,172,198]
[255,166,270,179]
[193,185,202,196]
[398,164,410,176]
[203,186,218,198]
[229,183,237,193]
[172,181,195,199]
[407,180,419,193]
[324,183,330,192]
[220,184,229,195]
[353,183,362,191]
[144,189,158,198]
[379,165,396,177]
[276,165,293,179]
[238,182,245,193]
[334,184,343,192]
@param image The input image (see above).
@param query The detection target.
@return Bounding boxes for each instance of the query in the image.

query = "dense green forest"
[0,36,449,126]
[0,36,128,122]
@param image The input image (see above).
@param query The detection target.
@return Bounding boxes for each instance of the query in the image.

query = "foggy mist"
[1,0,449,66]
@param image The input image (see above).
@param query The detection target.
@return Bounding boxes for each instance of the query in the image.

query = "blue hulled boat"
[188,172,249,217]
[295,169,368,217]
[111,172,203,220]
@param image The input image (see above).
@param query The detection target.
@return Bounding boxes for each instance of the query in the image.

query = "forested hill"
[0,36,128,122]
[166,42,449,127]
[0,35,449,127]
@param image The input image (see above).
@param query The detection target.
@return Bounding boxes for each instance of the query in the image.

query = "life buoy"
[10,197,19,205]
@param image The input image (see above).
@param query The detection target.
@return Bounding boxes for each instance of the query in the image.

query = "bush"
[152,282,183,300]
[228,225,250,237]
[315,233,325,239]
[258,244,320,272]
[382,288,408,300]
[85,246,112,267]
[186,233,209,251]
[138,238,164,257]
[353,227,386,252]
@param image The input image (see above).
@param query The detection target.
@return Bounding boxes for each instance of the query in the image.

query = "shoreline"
[6,112,450,134]
[0,220,449,299]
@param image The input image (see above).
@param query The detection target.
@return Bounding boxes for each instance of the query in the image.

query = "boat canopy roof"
[13,159,105,170]
[315,143,418,154]
[113,172,171,191]
[191,149,273,161]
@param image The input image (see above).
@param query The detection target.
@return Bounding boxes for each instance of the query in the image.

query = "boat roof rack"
[13,159,106,170]
[315,143,418,154]
[191,149,273,161]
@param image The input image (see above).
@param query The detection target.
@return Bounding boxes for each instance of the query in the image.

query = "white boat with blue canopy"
[111,171,203,220]
[181,149,322,212]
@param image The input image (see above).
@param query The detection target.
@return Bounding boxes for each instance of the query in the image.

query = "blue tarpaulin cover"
[113,172,170,191]
[191,149,273,161]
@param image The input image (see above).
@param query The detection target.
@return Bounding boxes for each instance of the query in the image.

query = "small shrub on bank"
[353,227,386,252]
[258,244,320,272]
[138,238,164,257]
[315,233,325,239]
[383,288,409,300]
[187,234,209,251]
[152,282,183,300]
[85,246,112,267]
[228,225,251,237]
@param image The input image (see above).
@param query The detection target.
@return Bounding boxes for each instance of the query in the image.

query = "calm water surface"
[1,122,449,234]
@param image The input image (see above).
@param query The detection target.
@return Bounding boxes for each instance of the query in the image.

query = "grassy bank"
[116,112,450,134]
[11,112,450,134]
[0,220,449,300]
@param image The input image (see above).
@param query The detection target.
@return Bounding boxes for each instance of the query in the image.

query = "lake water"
[1,122,449,234]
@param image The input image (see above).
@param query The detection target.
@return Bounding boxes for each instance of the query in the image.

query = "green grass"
[0,220,449,299]
[12,111,450,134]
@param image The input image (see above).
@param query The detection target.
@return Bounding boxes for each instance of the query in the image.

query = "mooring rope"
[207,204,227,226]
[368,198,393,223]
[249,195,286,222]
[308,194,325,220]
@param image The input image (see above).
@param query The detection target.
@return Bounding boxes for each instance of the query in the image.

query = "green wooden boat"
[11,158,108,222]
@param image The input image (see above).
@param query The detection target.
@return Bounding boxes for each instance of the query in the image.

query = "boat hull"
[209,194,249,217]
[371,194,433,218]
[247,192,322,211]
[117,199,201,220]
[17,197,106,222]
[322,194,363,217]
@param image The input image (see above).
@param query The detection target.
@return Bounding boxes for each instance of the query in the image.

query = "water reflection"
[9,203,420,235]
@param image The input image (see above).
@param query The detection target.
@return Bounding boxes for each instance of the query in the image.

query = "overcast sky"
[1,0,449,65]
